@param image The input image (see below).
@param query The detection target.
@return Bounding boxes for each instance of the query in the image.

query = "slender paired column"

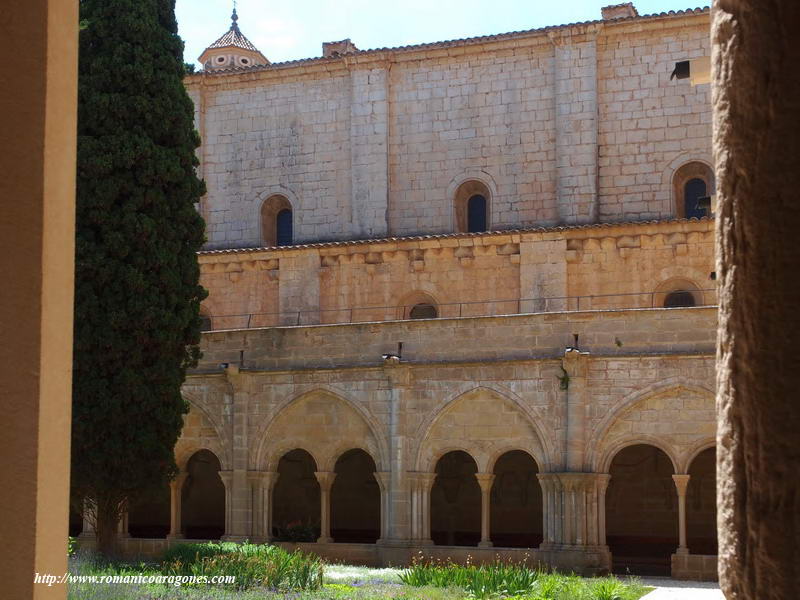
[248,471,277,542]
[672,474,690,555]
[374,472,391,543]
[596,474,611,548]
[168,473,187,539]
[117,506,130,539]
[218,470,234,539]
[315,471,336,543]
[409,472,436,544]
[79,500,96,539]
[475,473,495,548]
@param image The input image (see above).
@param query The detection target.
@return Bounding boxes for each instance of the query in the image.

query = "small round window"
[241,58,249,65]
[216,56,226,63]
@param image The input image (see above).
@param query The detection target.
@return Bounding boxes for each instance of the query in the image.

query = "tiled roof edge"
[197,217,714,256]
[188,6,709,78]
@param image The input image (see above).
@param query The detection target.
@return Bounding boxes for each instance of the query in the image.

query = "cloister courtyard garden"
[67,541,651,600]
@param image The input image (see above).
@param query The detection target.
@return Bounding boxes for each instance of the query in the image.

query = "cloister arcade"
[75,384,717,578]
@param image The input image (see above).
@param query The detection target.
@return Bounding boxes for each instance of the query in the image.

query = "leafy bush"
[274,520,319,543]
[162,542,324,591]
[400,559,540,599]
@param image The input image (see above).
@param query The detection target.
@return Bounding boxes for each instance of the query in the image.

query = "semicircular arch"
[414,385,552,472]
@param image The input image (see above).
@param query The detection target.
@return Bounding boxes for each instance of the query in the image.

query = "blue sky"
[176,1,709,67]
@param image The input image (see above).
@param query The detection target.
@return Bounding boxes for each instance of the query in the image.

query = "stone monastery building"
[78,2,719,580]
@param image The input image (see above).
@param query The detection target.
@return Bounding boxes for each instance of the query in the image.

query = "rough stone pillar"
[278,251,321,325]
[168,473,187,539]
[315,471,336,543]
[672,474,690,554]
[349,66,390,239]
[248,471,277,542]
[549,26,600,225]
[0,1,77,598]
[476,473,495,548]
[712,1,800,596]
[409,472,436,544]
[374,471,391,543]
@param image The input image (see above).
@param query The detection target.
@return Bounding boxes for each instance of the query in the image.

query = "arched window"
[684,178,708,219]
[467,195,487,233]
[409,303,438,320]
[454,180,491,233]
[672,162,714,218]
[276,208,293,246]
[260,195,293,247]
[664,290,696,308]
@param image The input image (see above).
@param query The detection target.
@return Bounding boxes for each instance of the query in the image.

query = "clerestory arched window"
[260,195,293,247]
[673,162,715,218]
[454,180,491,233]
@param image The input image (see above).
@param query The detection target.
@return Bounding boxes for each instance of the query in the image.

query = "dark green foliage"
[72,0,206,553]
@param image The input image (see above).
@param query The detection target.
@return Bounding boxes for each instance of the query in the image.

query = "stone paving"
[641,577,725,599]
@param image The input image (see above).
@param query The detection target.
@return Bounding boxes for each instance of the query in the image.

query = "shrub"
[162,542,324,591]
[400,559,540,599]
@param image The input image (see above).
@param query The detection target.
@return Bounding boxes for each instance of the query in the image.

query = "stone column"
[248,471,277,542]
[315,471,336,543]
[596,474,610,548]
[0,2,78,598]
[562,350,590,472]
[409,472,436,544]
[374,472,391,543]
[79,501,96,539]
[713,2,800,596]
[218,471,234,540]
[168,473,187,539]
[476,473,495,548]
[536,472,611,575]
[672,474,690,555]
[117,507,130,539]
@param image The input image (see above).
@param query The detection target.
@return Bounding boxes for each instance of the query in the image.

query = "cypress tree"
[73,0,207,554]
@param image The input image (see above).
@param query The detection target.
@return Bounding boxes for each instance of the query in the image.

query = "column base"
[77,532,96,539]
[478,541,493,548]
[166,533,185,541]
[316,536,333,544]
[675,546,690,555]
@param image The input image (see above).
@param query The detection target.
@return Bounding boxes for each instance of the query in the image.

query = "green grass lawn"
[66,543,652,600]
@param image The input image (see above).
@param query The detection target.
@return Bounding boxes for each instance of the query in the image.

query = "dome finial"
[231,1,239,32]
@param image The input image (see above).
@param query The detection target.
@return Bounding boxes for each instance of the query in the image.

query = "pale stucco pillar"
[476,473,495,548]
[374,471,391,543]
[315,471,336,543]
[168,473,187,540]
[0,1,77,598]
[247,471,277,542]
[672,474,690,555]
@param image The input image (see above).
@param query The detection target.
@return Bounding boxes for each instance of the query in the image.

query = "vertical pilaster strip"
[218,471,233,539]
[550,26,600,225]
[374,471,391,543]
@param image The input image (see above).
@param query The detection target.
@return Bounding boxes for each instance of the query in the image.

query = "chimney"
[322,39,359,58]
[601,3,639,20]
